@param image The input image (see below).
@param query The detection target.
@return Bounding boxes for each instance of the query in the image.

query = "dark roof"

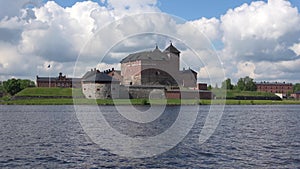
[36,76,75,81]
[164,43,180,55]
[255,82,292,85]
[36,73,81,82]
[120,47,169,63]
[36,77,57,82]
[82,69,100,79]
[295,91,300,94]
[82,72,119,83]
[181,68,197,75]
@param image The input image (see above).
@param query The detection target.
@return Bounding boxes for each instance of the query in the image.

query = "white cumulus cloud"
[0,0,300,85]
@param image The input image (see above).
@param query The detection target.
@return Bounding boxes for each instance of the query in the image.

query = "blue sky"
[51,0,300,20]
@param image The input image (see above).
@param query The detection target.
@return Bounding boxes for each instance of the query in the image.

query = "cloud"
[0,0,300,85]
[0,0,42,19]
[106,0,159,16]
[217,0,300,83]
[289,43,300,56]
[221,0,300,62]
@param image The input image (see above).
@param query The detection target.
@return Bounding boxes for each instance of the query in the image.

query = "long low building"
[256,82,293,95]
[36,72,81,88]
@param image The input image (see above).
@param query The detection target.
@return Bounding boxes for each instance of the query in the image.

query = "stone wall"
[82,83,119,99]
[121,60,142,86]
[141,69,177,86]
[118,86,213,99]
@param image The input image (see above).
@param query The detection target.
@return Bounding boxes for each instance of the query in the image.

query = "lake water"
[0,105,299,168]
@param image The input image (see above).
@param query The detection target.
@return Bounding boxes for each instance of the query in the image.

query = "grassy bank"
[212,89,277,99]
[2,98,300,105]
[1,87,299,105]
[15,87,84,97]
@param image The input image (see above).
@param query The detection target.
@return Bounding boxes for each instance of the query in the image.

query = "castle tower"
[163,42,180,77]
[164,42,180,57]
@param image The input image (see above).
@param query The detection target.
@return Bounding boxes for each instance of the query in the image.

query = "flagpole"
[48,64,51,88]
[48,69,50,88]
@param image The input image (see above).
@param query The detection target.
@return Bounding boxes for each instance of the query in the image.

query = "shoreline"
[1,98,300,105]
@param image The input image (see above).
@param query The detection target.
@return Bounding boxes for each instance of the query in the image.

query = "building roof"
[37,72,82,82]
[120,44,181,63]
[121,47,169,63]
[181,68,197,75]
[82,72,119,83]
[82,69,100,79]
[255,82,293,85]
[164,43,180,55]
[36,77,70,82]
[295,91,300,94]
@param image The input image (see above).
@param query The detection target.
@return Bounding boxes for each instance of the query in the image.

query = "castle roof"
[164,43,180,55]
[120,44,181,63]
[82,72,119,83]
[120,46,169,63]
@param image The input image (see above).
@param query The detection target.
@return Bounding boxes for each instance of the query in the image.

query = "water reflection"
[0,105,299,168]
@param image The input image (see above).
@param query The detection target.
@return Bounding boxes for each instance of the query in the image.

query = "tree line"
[0,76,300,96]
[0,78,35,96]
[221,76,257,91]
[212,76,300,92]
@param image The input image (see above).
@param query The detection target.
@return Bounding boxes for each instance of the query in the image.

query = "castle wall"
[121,60,142,86]
[82,83,119,99]
[180,72,197,88]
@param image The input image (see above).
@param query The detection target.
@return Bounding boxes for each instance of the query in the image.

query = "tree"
[294,83,300,92]
[207,84,212,90]
[3,78,35,96]
[221,78,233,90]
[3,79,21,95]
[0,83,4,93]
[20,79,35,89]
[236,76,257,91]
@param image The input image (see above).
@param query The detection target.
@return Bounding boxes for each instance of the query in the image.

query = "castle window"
[97,88,100,91]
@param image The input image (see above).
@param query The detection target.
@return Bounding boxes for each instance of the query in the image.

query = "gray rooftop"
[82,72,119,83]
[120,44,180,63]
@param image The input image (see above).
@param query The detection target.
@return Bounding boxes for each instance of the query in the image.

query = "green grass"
[2,98,300,105]
[200,99,300,105]
[212,89,277,99]
[1,87,299,105]
[15,87,84,97]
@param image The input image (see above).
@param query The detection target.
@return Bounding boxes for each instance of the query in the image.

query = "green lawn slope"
[15,87,84,97]
[1,87,299,105]
[212,89,278,99]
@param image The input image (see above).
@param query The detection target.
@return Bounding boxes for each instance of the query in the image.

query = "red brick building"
[256,82,293,94]
[120,43,197,88]
[36,72,81,88]
[198,83,208,90]
[291,91,300,99]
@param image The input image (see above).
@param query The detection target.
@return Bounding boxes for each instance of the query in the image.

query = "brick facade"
[256,82,293,94]
[36,72,81,88]
[291,91,300,99]
[120,44,196,88]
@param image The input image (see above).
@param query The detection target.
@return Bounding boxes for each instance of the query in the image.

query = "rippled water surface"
[0,105,299,168]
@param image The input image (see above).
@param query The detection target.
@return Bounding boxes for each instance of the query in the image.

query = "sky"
[0,0,300,85]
